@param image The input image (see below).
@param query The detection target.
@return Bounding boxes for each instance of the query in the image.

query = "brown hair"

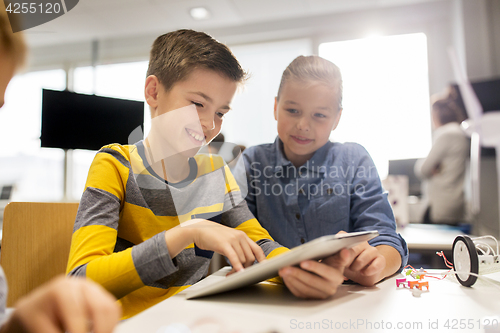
[277,55,343,110]
[431,86,467,126]
[147,29,247,91]
[432,96,466,125]
[0,3,27,68]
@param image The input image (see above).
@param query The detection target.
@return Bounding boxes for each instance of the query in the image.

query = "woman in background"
[415,89,469,225]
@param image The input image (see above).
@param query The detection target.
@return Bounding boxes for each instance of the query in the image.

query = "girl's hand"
[343,241,386,286]
[278,248,351,299]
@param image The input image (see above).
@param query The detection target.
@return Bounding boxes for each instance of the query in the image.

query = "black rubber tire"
[452,235,479,287]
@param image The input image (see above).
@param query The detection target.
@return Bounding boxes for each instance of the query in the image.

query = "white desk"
[116,267,500,333]
[398,224,465,251]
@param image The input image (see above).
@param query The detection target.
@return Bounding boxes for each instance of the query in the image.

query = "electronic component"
[452,235,500,287]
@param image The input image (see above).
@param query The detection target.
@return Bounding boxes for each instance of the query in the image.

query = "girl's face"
[274,79,342,167]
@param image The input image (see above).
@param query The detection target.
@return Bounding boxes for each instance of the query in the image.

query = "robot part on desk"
[396,266,431,297]
[451,235,500,287]
[434,235,500,287]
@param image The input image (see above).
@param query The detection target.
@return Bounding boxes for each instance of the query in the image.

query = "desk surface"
[116,267,500,333]
[398,224,466,250]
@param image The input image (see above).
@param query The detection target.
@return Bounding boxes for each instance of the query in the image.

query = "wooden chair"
[0,202,78,306]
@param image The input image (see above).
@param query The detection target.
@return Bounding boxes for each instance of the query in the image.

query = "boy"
[0,6,120,333]
[67,30,352,319]
[239,55,408,286]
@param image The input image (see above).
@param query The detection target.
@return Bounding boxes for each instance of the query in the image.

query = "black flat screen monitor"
[468,78,500,113]
[452,77,500,156]
[41,89,144,150]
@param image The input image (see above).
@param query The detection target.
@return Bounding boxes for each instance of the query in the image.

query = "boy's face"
[145,68,237,157]
[0,51,16,109]
[274,79,342,166]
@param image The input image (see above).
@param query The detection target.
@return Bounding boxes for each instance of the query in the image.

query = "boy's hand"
[190,220,267,272]
[1,276,120,333]
[278,248,351,299]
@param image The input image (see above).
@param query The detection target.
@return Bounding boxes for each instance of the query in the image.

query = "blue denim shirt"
[238,137,408,270]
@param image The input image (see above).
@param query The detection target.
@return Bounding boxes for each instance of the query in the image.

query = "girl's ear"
[145,75,160,111]
[274,97,278,121]
[331,108,343,131]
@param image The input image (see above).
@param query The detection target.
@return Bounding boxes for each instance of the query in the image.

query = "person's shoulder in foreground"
[240,55,408,287]
[0,6,120,333]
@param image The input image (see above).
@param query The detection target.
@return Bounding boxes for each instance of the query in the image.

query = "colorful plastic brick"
[408,281,419,289]
[396,278,407,287]
[417,281,429,290]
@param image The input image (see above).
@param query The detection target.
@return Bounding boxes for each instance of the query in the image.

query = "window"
[0,69,66,201]
[225,39,312,149]
[319,33,432,177]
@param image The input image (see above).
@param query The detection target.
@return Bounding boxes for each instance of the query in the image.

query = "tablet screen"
[186,230,378,299]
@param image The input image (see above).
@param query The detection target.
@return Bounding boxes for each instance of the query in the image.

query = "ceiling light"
[190,7,211,20]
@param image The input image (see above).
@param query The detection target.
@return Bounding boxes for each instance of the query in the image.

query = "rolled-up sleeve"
[348,144,409,271]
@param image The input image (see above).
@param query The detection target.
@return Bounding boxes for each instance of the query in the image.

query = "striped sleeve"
[220,165,288,259]
[66,146,179,299]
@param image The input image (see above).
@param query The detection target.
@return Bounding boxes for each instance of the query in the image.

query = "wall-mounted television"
[451,78,500,157]
[467,78,500,113]
[41,89,144,150]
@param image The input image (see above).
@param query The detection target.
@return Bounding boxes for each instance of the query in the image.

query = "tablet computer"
[186,230,379,299]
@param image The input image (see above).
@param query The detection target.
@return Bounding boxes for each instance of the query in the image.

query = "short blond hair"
[0,3,27,68]
[277,55,343,110]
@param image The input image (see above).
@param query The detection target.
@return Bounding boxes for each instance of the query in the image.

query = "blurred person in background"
[415,88,469,225]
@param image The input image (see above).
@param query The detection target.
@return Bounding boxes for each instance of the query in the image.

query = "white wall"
[28,1,499,93]
[461,0,493,80]
[487,0,500,77]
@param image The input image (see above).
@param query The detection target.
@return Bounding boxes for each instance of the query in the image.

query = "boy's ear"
[273,97,278,121]
[145,75,160,110]
[331,108,343,131]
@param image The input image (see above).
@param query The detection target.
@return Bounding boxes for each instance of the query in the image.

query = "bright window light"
[227,39,312,149]
[319,33,432,178]
[0,69,66,201]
